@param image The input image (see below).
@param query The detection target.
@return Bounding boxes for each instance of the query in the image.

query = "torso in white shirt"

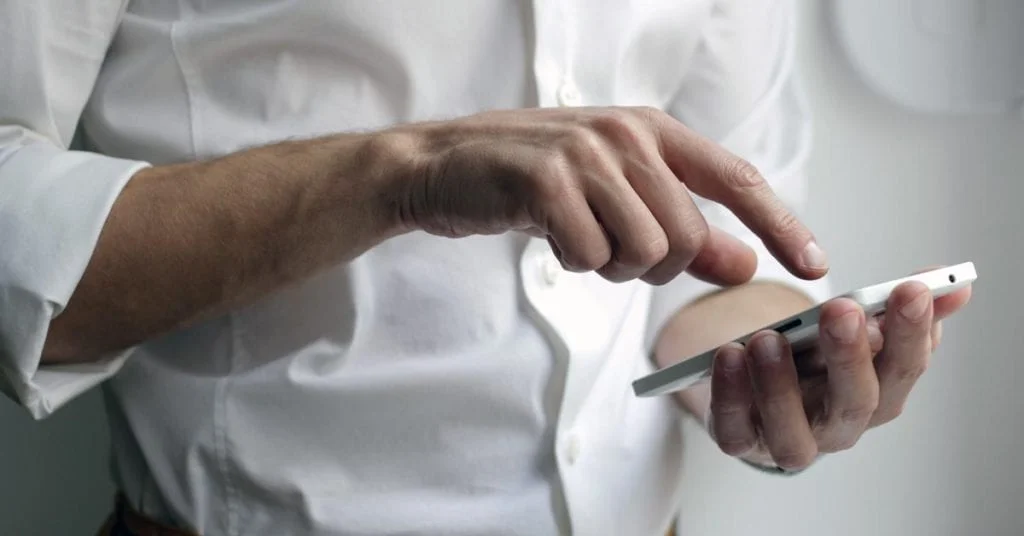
[40,0,797,534]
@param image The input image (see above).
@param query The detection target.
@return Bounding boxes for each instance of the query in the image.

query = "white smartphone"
[631,262,978,398]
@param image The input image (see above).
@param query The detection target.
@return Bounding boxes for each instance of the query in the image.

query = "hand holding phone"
[633,262,978,397]
[632,262,976,472]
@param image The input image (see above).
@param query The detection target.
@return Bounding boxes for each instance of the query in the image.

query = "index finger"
[653,115,828,280]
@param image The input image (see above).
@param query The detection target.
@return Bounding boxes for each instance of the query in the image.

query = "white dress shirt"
[0,1,830,534]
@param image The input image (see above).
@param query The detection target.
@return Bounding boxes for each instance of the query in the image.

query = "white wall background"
[675,1,1024,535]
[1,1,1022,534]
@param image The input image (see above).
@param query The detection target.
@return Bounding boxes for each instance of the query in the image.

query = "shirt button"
[565,434,582,465]
[557,81,582,107]
[541,256,562,286]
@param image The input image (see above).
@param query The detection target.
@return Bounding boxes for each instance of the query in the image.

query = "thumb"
[683,226,758,287]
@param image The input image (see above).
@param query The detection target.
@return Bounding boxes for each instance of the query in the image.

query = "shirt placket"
[525,2,605,532]
[531,0,584,108]
[520,238,613,536]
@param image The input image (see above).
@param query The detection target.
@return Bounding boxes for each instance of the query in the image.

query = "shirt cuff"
[0,142,149,419]
[644,239,833,354]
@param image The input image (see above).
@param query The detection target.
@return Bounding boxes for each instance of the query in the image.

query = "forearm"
[42,132,412,364]
[654,281,816,420]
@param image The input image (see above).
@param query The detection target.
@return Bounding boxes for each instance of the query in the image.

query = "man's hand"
[701,276,972,471]
[392,106,829,286]
[48,106,827,364]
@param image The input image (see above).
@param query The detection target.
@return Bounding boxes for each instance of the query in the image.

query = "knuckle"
[773,446,818,471]
[672,215,710,255]
[637,105,665,120]
[532,154,575,202]
[710,401,751,422]
[892,361,929,384]
[581,253,612,272]
[873,405,904,425]
[723,157,766,189]
[588,110,627,131]
[829,350,870,374]
[838,404,877,426]
[651,218,708,280]
[820,434,860,454]
[642,268,679,287]
[717,438,755,457]
[621,233,669,267]
[631,105,669,131]
[562,124,607,162]
[595,262,629,282]
[571,246,612,272]
[768,209,803,241]
[759,393,794,415]
[590,110,639,141]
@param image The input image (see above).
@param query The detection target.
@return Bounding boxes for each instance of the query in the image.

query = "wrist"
[318,129,429,243]
[347,126,440,239]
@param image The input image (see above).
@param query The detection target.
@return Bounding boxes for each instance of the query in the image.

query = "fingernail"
[801,241,829,271]
[826,311,861,344]
[900,292,931,321]
[751,333,783,363]
[717,344,746,372]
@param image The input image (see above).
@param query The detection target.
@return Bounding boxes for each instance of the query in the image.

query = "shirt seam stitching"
[216,313,242,536]
[169,19,199,160]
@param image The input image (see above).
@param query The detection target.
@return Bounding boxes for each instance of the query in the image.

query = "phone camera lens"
[948,274,956,283]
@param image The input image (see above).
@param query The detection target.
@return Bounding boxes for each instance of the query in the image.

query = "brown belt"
[96,493,676,536]
[96,495,199,536]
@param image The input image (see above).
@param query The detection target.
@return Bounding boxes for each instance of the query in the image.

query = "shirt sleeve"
[0,1,151,419]
[645,0,832,351]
